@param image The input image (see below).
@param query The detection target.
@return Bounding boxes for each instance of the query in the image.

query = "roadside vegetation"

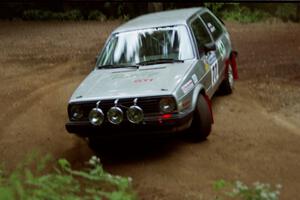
[204,3,299,23]
[0,154,281,200]
[22,9,108,21]
[0,155,136,200]
[17,3,300,23]
[213,180,281,200]
[205,3,271,23]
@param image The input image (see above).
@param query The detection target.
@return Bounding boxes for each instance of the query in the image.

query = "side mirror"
[203,42,216,54]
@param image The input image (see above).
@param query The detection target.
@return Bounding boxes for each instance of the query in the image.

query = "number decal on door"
[217,40,226,59]
[207,52,219,86]
[211,61,219,86]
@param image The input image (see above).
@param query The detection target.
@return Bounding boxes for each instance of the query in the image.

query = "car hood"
[70,60,195,102]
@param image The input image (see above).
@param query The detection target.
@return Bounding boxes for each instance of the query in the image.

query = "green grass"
[88,10,107,21]
[23,9,84,21]
[222,7,271,23]
[205,3,298,23]
[22,9,129,21]
[0,155,136,200]
[213,179,282,200]
[0,153,283,200]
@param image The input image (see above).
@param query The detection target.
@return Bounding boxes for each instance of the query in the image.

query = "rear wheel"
[189,94,212,141]
[219,63,234,95]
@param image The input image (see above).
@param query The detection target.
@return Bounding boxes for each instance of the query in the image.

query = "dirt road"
[0,21,299,199]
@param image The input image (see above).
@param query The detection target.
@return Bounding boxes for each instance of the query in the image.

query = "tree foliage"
[2,3,300,22]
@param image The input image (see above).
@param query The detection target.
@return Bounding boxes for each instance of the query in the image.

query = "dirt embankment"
[0,21,299,200]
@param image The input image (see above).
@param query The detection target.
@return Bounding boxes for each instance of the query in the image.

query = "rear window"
[201,12,224,40]
[190,17,213,56]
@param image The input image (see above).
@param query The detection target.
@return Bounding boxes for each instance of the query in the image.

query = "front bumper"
[65,112,193,139]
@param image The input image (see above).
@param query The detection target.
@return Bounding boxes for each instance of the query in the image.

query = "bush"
[121,14,130,21]
[204,3,225,17]
[0,155,136,200]
[23,10,50,20]
[222,7,271,23]
[214,179,282,200]
[88,10,107,21]
[51,12,65,21]
[63,9,83,21]
[275,4,297,22]
[22,9,83,21]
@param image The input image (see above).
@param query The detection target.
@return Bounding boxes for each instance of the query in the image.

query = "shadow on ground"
[86,132,208,165]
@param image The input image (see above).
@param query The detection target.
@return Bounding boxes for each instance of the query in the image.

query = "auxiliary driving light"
[70,105,84,120]
[89,108,104,126]
[127,105,144,124]
[107,106,123,125]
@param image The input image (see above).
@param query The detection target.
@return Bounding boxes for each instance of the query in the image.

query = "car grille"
[69,97,166,121]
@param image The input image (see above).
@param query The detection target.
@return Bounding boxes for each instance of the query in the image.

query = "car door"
[200,12,230,88]
[189,15,217,97]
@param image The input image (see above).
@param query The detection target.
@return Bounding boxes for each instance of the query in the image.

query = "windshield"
[97,25,194,67]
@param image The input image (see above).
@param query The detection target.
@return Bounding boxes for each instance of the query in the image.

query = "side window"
[190,17,212,56]
[201,12,223,40]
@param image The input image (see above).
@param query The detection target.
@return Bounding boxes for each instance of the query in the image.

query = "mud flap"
[230,51,239,80]
[203,94,214,124]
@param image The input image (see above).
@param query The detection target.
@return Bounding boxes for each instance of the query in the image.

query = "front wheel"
[189,94,212,141]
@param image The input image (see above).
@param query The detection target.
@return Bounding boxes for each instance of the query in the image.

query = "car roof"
[113,7,206,33]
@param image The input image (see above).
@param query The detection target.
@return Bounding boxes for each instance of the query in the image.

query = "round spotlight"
[70,105,84,120]
[107,106,123,125]
[89,108,104,126]
[127,105,144,124]
[159,97,176,113]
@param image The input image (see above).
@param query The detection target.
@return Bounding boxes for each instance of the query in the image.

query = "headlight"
[107,106,123,125]
[127,105,144,124]
[70,105,84,120]
[159,97,176,113]
[89,108,104,126]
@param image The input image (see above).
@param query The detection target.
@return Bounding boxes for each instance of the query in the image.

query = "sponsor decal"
[134,78,153,83]
[211,61,219,86]
[207,22,216,33]
[181,80,194,94]
[206,51,219,86]
[204,63,210,72]
[217,40,226,59]
[207,51,217,65]
[192,74,198,84]
[112,73,133,80]
[203,59,210,72]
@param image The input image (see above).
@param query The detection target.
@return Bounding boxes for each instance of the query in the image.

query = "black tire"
[219,63,234,95]
[189,94,212,141]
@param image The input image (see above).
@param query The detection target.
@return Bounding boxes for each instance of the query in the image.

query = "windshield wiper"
[137,58,184,66]
[97,64,139,69]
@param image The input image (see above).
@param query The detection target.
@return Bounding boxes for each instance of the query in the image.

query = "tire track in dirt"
[0,77,73,135]
[0,61,92,168]
[0,74,92,169]
[265,113,300,136]
[0,62,74,126]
